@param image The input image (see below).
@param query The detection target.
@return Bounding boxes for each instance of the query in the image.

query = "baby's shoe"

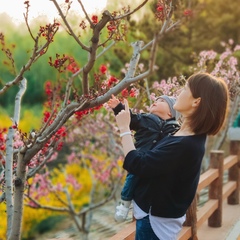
[114,200,131,222]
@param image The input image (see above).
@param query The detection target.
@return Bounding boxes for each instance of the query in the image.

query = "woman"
[115,73,229,240]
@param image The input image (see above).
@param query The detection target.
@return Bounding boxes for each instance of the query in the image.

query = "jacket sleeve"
[162,119,181,136]
[123,142,183,177]
[112,103,142,131]
[112,102,125,115]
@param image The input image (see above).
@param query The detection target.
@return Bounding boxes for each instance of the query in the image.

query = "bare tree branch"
[113,0,149,21]
[51,0,90,51]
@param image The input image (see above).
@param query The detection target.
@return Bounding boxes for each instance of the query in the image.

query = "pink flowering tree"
[147,39,240,153]
[21,61,162,237]
[23,80,126,237]
[193,39,240,150]
[0,0,192,239]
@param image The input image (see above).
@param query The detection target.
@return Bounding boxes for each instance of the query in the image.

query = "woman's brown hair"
[188,73,229,135]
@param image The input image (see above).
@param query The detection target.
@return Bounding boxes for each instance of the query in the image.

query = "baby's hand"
[108,94,120,109]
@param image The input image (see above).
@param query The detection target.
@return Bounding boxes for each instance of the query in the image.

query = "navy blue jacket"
[123,134,207,218]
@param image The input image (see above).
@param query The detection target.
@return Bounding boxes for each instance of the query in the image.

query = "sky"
[0,0,107,24]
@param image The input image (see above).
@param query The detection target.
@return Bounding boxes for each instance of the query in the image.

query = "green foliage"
[30,215,66,236]
[233,113,240,127]
[0,17,88,107]
[21,207,67,240]
[124,0,240,81]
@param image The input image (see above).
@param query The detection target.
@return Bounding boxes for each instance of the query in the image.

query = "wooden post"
[183,194,198,240]
[208,150,224,227]
[228,140,240,204]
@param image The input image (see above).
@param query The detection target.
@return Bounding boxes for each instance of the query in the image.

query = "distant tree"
[123,0,240,79]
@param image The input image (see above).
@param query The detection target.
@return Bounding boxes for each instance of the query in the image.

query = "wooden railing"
[109,140,240,240]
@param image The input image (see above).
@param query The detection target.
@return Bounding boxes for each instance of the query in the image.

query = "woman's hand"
[115,98,130,132]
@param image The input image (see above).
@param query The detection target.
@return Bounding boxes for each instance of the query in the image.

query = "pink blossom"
[67,152,76,164]
[66,174,81,190]
[228,39,234,45]
[53,183,63,191]
[234,45,240,51]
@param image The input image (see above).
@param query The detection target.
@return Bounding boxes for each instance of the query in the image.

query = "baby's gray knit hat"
[159,95,178,119]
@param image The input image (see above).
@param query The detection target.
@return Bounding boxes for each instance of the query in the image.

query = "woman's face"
[174,84,198,117]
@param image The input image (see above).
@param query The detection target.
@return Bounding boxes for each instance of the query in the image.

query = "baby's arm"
[108,94,120,109]
[109,95,137,131]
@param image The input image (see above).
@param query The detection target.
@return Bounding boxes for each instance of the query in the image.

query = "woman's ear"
[192,97,201,108]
